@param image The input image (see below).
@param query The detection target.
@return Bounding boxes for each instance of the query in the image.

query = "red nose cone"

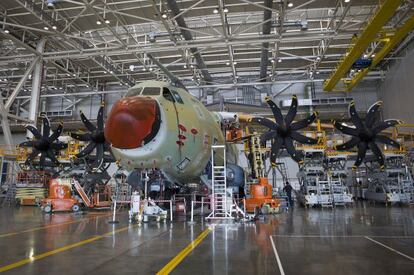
[105,97,160,149]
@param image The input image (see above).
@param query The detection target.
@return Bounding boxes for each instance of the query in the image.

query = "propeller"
[252,95,318,165]
[70,104,114,169]
[19,116,67,169]
[333,101,402,169]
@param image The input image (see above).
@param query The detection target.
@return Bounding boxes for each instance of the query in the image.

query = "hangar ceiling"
[0,0,412,94]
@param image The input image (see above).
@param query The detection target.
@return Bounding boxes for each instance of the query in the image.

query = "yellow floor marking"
[0,213,112,238]
[0,225,132,273]
[157,228,212,275]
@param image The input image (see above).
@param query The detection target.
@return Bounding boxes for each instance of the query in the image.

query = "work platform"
[0,204,412,274]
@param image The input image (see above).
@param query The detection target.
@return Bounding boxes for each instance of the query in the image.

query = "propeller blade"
[354,142,367,167]
[335,137,360,150]
[251,117,277,130]
[290,131,318,144]
[285,95,298,126]
[375,135,400,148]
[25,149,40,165]
[103,154,116,163]
[48,122,63,141]
[373,119,402,134]
[51,142,68,150]
[94,143,104,168]
[103,142,112,152]
[97,105,104,130]
[270,137,283,165]
[76,142,96,158]
[70,132,92,141]
[46,149,60,166]
[265,97,284,125]
[25,125,42,139]
[284,137,303,163]
[290,112,317,131]
[334,121,359,136]
[41,116,50,138]
[348,101,364,130]
[39,153,46,169]
[368,142,385,168]
[260,130,277,142]
[80,111,96,132]
[365,101,382,128]
[19,141,34,147]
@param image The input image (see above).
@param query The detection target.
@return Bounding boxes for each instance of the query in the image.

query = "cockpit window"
[125,87,142,97]
[170,90,184,104]
[141,87,161,96]
[163,87,175,102]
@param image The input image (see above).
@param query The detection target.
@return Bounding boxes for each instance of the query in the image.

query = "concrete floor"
[0,203,413,274]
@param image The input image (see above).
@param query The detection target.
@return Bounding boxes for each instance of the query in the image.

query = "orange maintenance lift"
[245,177,281,214]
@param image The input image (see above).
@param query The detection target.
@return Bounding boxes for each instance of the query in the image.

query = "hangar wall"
[379,44,414,123]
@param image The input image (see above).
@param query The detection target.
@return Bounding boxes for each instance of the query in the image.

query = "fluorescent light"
[213,8,219,14]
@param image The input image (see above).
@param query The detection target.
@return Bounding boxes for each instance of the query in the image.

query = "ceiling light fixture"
[226,62,230,65]
[44,26,49,30]
[52,25,57,30]
[372,54,376,58]
[213,8,219,14]
[288,2,293,8]
[344,0,350,3]
[271,59,275,63]
[96,20,102,25]
[104,19,110,24]
[161,13,168,19]
[4,29,9,34]
[183,64,187,68]
[278,58,282,63]
[223,7,229,13]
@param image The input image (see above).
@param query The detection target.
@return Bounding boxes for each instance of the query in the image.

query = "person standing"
[283,181,294,207]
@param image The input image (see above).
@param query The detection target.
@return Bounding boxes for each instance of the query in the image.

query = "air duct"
[165,0,213,85]
[259,0,273,82]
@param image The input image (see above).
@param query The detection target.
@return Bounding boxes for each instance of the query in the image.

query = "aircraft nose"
[104,96,160,149]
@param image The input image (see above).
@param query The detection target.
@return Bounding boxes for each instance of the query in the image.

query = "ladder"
[276,162,289,183]
[207,145,232,219]
[1,183,17,207]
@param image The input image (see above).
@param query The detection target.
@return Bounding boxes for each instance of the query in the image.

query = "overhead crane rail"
[323,0,403,92]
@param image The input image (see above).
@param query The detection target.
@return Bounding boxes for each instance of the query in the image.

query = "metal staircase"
[317,178,333,207]
[207,145,232,219]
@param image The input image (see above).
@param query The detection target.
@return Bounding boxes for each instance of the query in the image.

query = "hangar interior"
[0,0,413,274]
